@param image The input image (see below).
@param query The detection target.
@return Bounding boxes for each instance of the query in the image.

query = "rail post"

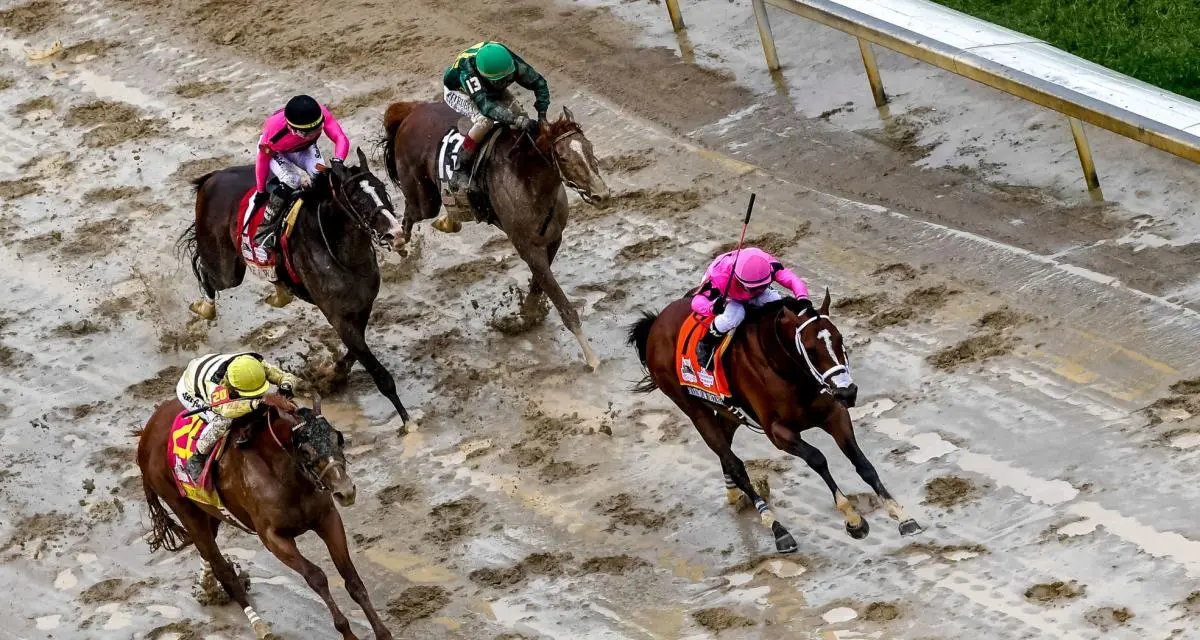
[665,0,685,32]
[857,38,888,107]
[752,0,781,71]
[1068,117,1103,197]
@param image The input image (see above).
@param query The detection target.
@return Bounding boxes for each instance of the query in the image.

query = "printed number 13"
[467,77,483,93]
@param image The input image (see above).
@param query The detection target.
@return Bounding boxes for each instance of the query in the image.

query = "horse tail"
[174,221,208,295]
[627,311,659,393]
[143,478,192,552]
[381,101,418,184]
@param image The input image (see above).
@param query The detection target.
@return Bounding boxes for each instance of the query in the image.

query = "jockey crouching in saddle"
[177,353,301,482]
[251,95,350,254]
[692,247,811,369]
[442,41,550,194]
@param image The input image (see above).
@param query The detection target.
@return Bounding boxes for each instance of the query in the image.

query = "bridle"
[326,168,393,250]
[773,304,852,392]
[527,125,592,200]
[261,409,340,493]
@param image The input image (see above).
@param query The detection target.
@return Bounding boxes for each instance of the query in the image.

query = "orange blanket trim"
[675,313,734,404]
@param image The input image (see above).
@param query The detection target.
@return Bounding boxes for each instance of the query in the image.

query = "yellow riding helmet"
[226,355,270,398]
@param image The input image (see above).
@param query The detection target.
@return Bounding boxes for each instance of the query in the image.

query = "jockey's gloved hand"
[331,157,345,170]
[279,381,295,398]
[253,191,268,207]
[713,297,727,315]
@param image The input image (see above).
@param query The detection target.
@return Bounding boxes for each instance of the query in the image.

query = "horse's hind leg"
[261,528,358,640]
[516,244,599,370]
[333,310,411,424]
[769,422,870,540]
[688,406,797,553]
[316,507,393,640]
[173,504,274,638]
[823,410,924,536]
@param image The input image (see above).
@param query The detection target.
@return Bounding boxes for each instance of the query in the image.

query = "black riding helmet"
[284,95,324,133]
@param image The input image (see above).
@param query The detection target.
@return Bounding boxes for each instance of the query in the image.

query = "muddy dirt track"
[3,0,1200,638]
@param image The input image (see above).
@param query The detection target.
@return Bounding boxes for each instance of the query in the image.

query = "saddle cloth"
[676,313,734,405]
[233,188,303,269]
[167,411,228,509]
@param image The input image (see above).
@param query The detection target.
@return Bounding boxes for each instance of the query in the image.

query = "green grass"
[930,0,1200,100]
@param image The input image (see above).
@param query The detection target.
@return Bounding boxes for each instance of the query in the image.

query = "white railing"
[663,0,1200,198]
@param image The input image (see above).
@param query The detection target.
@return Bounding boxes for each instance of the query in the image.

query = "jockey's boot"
[185,450,209,483]
[254,187,293,250]
[448,138,480,193]
[696,325,727,371]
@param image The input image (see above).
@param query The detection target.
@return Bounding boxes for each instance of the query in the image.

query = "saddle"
[232,186,304,285]
[676,313,735,405]
[438,122,502,225]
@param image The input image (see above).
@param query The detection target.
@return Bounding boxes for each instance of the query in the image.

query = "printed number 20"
[466,77,483,93]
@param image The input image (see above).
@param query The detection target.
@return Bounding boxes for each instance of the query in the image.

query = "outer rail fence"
[662,0,1200,197]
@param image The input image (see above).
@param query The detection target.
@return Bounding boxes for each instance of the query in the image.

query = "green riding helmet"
[476,43,516,81]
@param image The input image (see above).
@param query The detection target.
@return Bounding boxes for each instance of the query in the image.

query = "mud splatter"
[193,558,250,606]
[82,118,166,148]
[1,511,76,554]
[614,188,704,215]
[598,150,654,174]
[862,602,902,622]
[927,332,1016,370]
[425,495,484,544]
[868,307,915,330]
[0,76,12,91]
[61,39,118,61]
[469,565,526,589]
[893,542,989,561]
[1024,580,1085,604]
[145,620,213,640]
[433,256,511,288]
[715,223,811,256]
[79,577,156,604]
[903,284,959,308]
[0,177,43,200]
[976,307,1030,331]
[378,483,417,505]
[83,186,149,204]
[172,81,229,98]
[872,262,918,281]
[835,293,887,319]
[0,0,59,36]
[1177,591,1200,616]
[65,100,141,127]
[519,552,571,576]
[922,475,979,509]
[1084,606,1133,631]
[488,284,550,336]
[13,96,54,118]
[692,607,753,631]
[170,156,235,183]
[595,492,668,530]
[387,585,449,626]
[125,366,185,400]
[579,554,649,575]
[617,236,675,263]
[330,86,399,118]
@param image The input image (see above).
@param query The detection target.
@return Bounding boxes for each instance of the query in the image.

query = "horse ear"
[563,105,575,122]
[820,288,831,315]
[356,147,369,169]
[312,391,322,416]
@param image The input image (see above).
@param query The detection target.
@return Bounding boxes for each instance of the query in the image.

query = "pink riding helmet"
[733,252,774,289]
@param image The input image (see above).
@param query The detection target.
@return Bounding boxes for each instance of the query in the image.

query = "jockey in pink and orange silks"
[691,247,810,368]
[252,94,350,250]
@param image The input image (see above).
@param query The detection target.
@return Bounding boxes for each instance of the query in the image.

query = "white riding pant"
[175,378,229,455]
[270,144,324,190]
[713,289,783,334]
[443,87,522,142]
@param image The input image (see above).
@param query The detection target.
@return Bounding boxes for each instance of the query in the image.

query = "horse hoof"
[264,289,294,308]
[432,217,461,233]
[846,518,870,540]
[898,518,925,537]
[775,531,798,554]
[189,299,216,321]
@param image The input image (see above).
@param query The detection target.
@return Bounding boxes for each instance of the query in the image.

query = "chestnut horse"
[136,394,392,639]
[180,150,413,423]
[628,293,924,553]
[382,101,610,370]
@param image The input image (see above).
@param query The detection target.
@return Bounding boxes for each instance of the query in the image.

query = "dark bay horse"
[628,293,923,553]
[382,101,610,370]
[136,394,392,639]
[181,149,412,423]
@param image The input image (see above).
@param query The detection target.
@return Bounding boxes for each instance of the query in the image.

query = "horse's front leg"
[824,407,924,536]
[316,508,393,640]
[769,422,870,540]
[260,528,359,640]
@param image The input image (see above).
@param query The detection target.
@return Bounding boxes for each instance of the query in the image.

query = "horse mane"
[530,116,582,155]
[757,297,814,318]
[381,101,420,184]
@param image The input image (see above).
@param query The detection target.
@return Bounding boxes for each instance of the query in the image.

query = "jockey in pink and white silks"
[690,247,811,368]
[251,95,350,252]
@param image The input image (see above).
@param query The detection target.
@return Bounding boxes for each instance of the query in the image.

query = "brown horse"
[628,293,924,553]
[136,393,392,640]
[382,101,610,370]
[180,149,413,423]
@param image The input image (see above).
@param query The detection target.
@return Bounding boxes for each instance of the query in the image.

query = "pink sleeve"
[321,106,350,161]
[254,143,271,193]
[691,291,715,316]
[774,267,810,299]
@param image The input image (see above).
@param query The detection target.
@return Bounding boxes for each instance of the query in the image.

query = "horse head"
[539,106,611,206]
[328,148,405,252]
[781,290,857,407]
[272,392,356,506]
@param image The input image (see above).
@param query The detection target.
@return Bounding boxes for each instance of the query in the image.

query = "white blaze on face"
[568,138,604,190]
[359,179,402,237]
[817,328,854,387]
